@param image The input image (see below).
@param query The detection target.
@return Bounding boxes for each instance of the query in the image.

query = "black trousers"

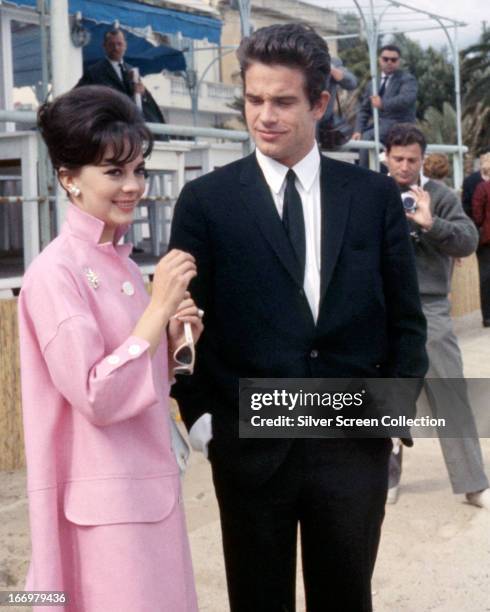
[210,438,392,612]
[476,244,490,322]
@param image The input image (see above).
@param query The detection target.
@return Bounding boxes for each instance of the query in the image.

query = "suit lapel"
[385,71,400,96]
[319,156,352,304]
[121,61,135,95]
[239,154,304,288]
[102,59,127,93]
[376,72,397,96]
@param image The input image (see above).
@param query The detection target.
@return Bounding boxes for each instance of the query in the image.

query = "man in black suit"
[353,45,418,167]
[76,28,166,128]
[170,24,427,612]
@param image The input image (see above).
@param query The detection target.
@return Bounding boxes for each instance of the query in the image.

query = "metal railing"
[0,108,469,293]
[0,110,249,144]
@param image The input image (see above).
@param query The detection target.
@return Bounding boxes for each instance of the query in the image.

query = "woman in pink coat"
[18,86,201,611]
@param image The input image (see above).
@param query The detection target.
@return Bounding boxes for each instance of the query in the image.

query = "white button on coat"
[122,281,135,296]
[107,355,120,365]
[128,344,141,356]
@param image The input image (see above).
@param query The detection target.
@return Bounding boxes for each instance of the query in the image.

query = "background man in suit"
[170,24,427,612]
[76,29,167,129]
[317,56,357,149]
[384,123,490,509]
[462,148,490,218]
[353,45,417,167]
[323,56,358,122]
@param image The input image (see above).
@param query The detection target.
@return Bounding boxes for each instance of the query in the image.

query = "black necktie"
[378,76,388,97]
[282,169,306,279]
[119,62,132,95]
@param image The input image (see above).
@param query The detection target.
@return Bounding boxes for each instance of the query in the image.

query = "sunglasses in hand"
[173,322,195,376]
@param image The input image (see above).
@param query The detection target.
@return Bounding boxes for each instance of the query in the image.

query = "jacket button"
[128,344,141,356]
[310,349,319,359]
[122,281,135,296]
[299,289,305,296]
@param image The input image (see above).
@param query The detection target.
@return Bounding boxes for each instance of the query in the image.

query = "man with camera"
[384,123,490,509]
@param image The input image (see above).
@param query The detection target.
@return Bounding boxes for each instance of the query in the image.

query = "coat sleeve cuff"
[96,335,152,378]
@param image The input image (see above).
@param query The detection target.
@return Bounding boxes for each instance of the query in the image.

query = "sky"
[387,0,484,50]
[305,0,485,50]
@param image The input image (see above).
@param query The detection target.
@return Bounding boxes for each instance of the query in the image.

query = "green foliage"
[461,29,490,107]
[337,12,369,88]
[418,102,458,144]
[336,12,370,124]
[461,29,490,154]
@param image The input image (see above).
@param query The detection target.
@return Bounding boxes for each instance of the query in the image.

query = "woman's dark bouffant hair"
[37,85,153,170]
[237,23,331,107]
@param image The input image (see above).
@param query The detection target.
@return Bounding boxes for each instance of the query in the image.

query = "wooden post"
[0,298,24,470]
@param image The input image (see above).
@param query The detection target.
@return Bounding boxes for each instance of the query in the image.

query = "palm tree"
[419,102,458,144]
[461,30,490,154]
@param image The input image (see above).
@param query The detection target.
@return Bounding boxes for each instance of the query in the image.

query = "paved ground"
[1,318,489,611]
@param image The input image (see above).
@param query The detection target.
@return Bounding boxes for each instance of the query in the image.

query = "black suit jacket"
[76,58,166,126]
[169,153,428,484]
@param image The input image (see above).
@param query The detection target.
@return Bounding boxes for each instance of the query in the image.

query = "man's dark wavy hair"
[237,23,331,107]
[385,123,427,154]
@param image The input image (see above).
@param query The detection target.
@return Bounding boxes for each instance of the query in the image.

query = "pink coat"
[18,204,198,611]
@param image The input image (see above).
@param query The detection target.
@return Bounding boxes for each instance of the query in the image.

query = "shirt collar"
[63,203,132,255]
[107,57,125,73]
[421,173,430,188]
[255,144,321,194]
[388,172,427,192]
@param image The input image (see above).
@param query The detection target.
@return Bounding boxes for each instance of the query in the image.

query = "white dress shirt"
[379,73,391,93]
[108,58,125,81]
[255,144,322,322]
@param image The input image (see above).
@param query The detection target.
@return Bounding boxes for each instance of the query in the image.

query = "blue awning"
[5,0,222,43]
[10,14,187,88]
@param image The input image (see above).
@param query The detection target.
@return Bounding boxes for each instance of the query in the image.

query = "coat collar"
[98,59,128,92]
[255,145,321,194]
[239,153,303,287]
[63,203,132,256]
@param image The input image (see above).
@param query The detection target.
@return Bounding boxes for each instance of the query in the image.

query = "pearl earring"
[68,185,81,197]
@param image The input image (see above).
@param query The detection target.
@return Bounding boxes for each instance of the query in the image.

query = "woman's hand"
[168,293,204,355]
[150,250,197,321]
[132,250,197,357]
